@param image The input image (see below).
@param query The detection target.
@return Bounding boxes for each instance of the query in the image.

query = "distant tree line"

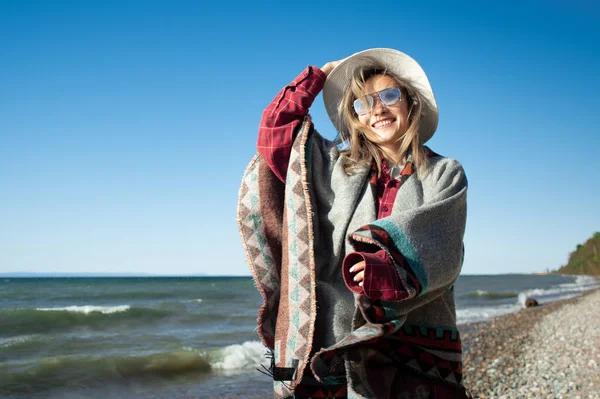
[555,232,600,275]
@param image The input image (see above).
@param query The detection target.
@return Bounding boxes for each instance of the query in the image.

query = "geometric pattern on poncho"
[293,383,348,399]
[237,155,281,349]
[274,121,316,398]
[372,327,464,385]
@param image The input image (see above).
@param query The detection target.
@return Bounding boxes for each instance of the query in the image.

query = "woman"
[238,48,470,398]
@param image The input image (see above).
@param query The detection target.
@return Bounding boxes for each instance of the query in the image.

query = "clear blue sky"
[1,0,598,275]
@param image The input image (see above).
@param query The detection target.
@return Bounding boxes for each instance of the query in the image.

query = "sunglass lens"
[353,97,372,115]
[380,88,401,105]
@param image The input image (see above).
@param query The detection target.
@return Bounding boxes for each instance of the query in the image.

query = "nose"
[372,97,387,114]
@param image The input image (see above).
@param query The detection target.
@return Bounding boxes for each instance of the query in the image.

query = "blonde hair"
[337,63,429,178]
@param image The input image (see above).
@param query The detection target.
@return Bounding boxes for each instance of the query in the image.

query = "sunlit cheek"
[358,114,369,127]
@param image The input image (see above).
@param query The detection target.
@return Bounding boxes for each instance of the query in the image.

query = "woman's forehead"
[362,74,401,93]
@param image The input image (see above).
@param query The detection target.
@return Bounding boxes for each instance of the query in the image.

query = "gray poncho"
[238,116,467,398]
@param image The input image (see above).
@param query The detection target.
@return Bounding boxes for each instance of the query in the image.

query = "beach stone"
[525,297,540,307]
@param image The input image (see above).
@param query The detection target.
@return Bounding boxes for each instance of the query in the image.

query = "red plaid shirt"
[257,66,406,301]
[341,160,413,301]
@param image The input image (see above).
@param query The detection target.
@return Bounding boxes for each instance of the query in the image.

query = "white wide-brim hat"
[323,48,438,143]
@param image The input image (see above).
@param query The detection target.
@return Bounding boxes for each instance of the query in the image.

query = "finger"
[349,261,366,273]
[353,271,364,283]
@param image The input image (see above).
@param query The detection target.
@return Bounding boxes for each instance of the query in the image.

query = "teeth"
[373,119,393,128]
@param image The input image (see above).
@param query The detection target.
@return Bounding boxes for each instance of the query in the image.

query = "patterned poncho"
[238,116,468,398]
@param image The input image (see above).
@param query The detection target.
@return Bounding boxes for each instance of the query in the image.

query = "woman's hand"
[349,261,366,287]
[320,60,342,77]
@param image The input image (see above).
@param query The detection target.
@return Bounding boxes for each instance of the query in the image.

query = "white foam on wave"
[36,305,131,314]
[209,340,269,370]
[517,275,600,308]
[457,303,522,324]
[0,335,34,348]
[458,275,599,324]
[572,275,600,290]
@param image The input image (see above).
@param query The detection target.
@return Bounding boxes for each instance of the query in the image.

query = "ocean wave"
[182,298,204,304]
[517,275,600,308]
[458,275,600,324]
[456,303,522,324]
[0,341,268,396]
[464,290,519,299]
[0,306,173,337]
[52,291,176,301]
[205,340,269,370]
[0,334,36,348]
[0,350,212,395]
[37,305,131,314]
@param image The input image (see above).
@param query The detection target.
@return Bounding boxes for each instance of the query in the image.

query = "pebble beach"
[461,288,600,398]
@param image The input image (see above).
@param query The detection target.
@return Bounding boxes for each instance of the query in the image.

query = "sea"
[1,274,598,399]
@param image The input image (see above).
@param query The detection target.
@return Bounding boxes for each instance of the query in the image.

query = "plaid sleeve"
[257,66,327,182]
[342,250,410,301]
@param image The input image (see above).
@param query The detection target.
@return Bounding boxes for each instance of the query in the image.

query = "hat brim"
[322,48,438,144]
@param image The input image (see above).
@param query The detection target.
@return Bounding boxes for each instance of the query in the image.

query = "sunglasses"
[353,87,403,115]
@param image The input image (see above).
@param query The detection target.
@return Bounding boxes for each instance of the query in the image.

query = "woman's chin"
[372,134,401,146]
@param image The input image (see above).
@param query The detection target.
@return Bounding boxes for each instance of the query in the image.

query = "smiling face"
[357,74,410,157]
